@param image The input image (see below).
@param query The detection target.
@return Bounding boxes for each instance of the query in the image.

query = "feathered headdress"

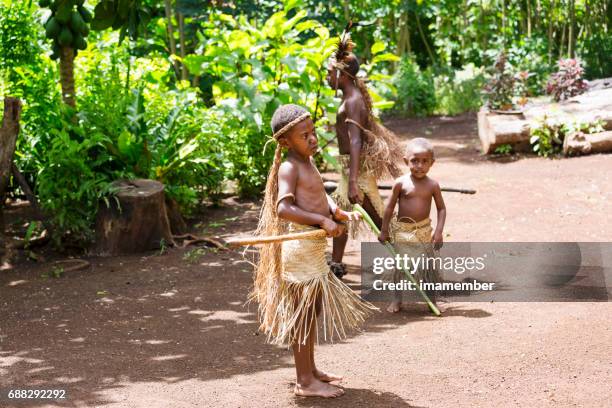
[332,21,355,70]
[330,21,356,96]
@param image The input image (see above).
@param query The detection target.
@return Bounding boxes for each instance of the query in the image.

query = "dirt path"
[1,114,611,407]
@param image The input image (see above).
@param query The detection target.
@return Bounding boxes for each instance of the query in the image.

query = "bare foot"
[294,378,345,398]
[313,368,343,382]
[387,301,401,313]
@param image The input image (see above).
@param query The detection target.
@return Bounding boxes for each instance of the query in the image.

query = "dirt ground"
[1,113,611,408]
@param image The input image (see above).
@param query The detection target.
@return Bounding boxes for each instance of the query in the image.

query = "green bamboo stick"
[353,204,441,316]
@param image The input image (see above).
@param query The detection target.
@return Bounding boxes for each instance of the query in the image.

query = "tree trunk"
[548,0,556,65]
[568,0,575,58]
[95,179,175,255]
[461,0,468,55]
[535,0,541,33]
[584,0,589,37]
[343,0,350,22]
[397,10,409,57]
[526,0,532,37]
[405,10,411,55]
[59,47,76,107]
[0,98,22,267]
[415,11,435,64]
[164,0,180,78]
[480,0,488,52]
[390,10,398,70]
[559,21,566,59]
[177,11,188,81]
[502,0,507,46]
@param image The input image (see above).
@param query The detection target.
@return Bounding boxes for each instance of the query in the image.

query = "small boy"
[378,137,446,313]
[252,104,375,398]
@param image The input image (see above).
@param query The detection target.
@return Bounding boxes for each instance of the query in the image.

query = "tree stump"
[95,179,175,255]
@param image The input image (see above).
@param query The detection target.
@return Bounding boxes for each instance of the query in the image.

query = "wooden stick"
[173,233,225,249]
[227,229,327,247]
[323,180,476,194]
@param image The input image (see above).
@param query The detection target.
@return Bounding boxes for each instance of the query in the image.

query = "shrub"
[579,32,612,80]
[434,64,486,116]
[483,52,516,110]
[530,117,604,157]
[392,56,436,117]
[505,37,554,96]
[545,59,588,102]
[36,118,119,246]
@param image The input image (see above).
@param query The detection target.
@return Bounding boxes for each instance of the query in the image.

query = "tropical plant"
[529,117,604,157]
[579,32,612,80]
[434,64,485,116]
[182,6,339,195]
[392,55,436,117]
[35,116,119,245]
[545,58,588,102]
[39,0,92,107]
[483,52,516,111]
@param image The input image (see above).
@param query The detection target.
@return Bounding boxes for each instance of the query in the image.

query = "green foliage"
[0,1,41,78]
[41,266,64,278]
[434,64,485,116]
[77,42,227,211]
[545,58,588,102]
[10,61,63,181]
[483,52,516,111]
[504,37,553,96]
[35,117,119,245]
[494,144,513,155]
[0,4,62,183]
[39,0,92,60]
[183,7,338,195]
[579,32,612,80]
[392,56,436,117]
[91,0,151,42]
[530,118,604,157]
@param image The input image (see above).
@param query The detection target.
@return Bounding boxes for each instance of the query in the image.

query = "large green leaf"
[371,41,386,55]
[262,11,286,39]
[371,53,400,64]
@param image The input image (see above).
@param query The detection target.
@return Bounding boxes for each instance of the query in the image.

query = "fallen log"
[477,108,531,154]
[563,130,612,156]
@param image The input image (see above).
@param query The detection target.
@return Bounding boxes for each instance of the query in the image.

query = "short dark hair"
[406,137,434,157]
[270,104,310,135]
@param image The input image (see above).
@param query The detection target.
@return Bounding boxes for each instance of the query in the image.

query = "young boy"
[252,104,375,398]
[378,137,446,313]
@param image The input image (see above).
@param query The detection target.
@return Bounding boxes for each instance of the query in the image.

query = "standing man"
[326,27,404,278]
